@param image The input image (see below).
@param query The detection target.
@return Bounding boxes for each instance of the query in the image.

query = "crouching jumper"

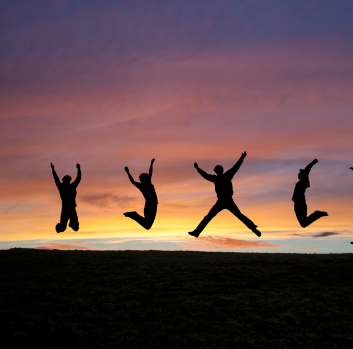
[51,163,81,233]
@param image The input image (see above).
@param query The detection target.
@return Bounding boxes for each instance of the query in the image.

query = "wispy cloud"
[312,232,340,238]
[35,242,91,250]
[297,247,318,250]
[183,236,283,250]
[1,1,353,248]
[81,193,135,209]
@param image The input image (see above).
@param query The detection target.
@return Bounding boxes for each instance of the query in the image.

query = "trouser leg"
[69,209,79,231]
[227,199,257,230]
[294,204,322,228]
[193,201,224,235]
[128,204,157,230]
[56,209,69,233]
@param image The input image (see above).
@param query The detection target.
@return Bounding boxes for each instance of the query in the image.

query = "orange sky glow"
[1,1,353,252]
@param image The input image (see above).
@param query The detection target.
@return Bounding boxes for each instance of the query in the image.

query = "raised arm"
[194,163,214,182]
[72,163,81,187]
[225,151,247,179]
[304,159,318,174]
[125,167,139,187]
[149,159,155,178]
[51,163,61,189]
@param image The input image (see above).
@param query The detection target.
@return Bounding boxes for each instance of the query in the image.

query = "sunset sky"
[1,0,353,252]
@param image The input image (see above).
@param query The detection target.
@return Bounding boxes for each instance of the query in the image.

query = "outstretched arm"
[72,164,81,187]
[125,167,139,187]
[194,163,214,182]
[225,151,247,179]
[304,159,318,174]
[51,163,61,189]
[149,159,155,178]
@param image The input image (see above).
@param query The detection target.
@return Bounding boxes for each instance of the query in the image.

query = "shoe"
[188,231,200,238]
[252,228,261,237]
[69,222,79,231]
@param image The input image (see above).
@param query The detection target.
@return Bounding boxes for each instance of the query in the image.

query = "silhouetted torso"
[56,182,79,208]
[211,172,234,199]
[292,177,310,202]
[136,182,158,205]
[53,169,81,209]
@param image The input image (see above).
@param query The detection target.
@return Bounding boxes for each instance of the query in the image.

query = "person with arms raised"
[51,163,81,233]
[124,159,158,230]
[189,152,261,238]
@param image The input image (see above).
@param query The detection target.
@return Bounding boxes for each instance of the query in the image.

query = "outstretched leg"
[294,204,328,228]
[124,204,157,230]
[188,201,224,238]
[227,200,261,237]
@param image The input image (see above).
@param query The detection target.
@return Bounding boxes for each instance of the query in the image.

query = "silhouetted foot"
[55,223,61,233]
[124,211,137,218]
[315,211,328,217]
[69,222,79,231]
[188,231,200,238]
[252,228,261,237]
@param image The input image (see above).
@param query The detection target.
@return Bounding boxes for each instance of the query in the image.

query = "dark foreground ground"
[1,250,353,349]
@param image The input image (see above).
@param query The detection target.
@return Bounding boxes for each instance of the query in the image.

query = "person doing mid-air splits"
[124,159,158,230]
[292,159,328,228]
[51,163,81,233]
[188,151,261,238]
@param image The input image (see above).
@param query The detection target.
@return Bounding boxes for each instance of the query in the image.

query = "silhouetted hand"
[241,151,247,158]
[50,163,54,169]
[125,167,129,173]
[194,162,199,169]
[350,167,353,171]
[76,163,80,169]
[151,159,155,164]
[313,159,318,164]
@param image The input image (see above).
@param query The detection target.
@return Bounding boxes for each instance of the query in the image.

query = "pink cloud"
[1,1,353,244]
[35,242,91,250]
[183,236,282,250]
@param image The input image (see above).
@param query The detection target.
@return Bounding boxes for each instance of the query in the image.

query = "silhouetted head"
[214,165,224,175]
[62,175,72,185]
[298,169,305,179]
[139,173,150,183]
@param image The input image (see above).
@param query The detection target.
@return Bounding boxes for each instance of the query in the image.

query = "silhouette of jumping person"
[123,159,158,230]
[51,163,81,233]
[292,159,328,228]
[188,152,261,238]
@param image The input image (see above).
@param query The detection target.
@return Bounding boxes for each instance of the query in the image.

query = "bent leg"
[56,209,69,233]
[143,204,157,229]
[189,201,224,237]
[69,209,79,231]
[295,204,327,228]
[124,204,157,230]
[227,200,259,233]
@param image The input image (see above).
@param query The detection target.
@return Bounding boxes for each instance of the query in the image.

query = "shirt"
[137,182,158,205]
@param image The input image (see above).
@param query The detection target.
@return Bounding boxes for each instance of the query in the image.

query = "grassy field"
[1,250,353,348]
